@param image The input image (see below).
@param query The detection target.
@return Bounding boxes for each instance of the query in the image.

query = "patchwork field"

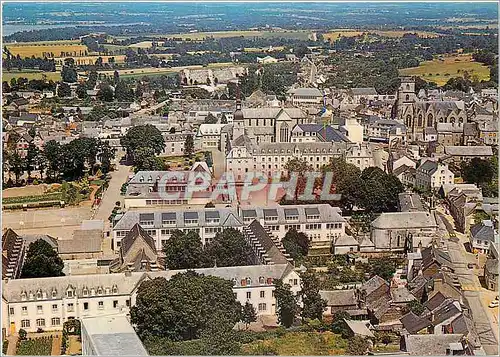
[399,54,490,85]
[115,30,313,41]
[2,70,61,81]
[6,42,89,58]
[324,29,441,42]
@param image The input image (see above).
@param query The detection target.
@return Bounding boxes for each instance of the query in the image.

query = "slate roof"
[418,160,438,175]
[470,220,496,242]
[371,212,437,230]
[350,87,378,96]
[391,287,416,303]
[485,257,498,275]
[362,275,389,297]
[120,223,156,257]
[424,291,446,311]
[403,334,464,355]
[445,145,493,157]
[344,320,374,338]
[294,124,349,142]
[290,87,323,97]
[400,311,432,334]
[319,289,358,307]
[245,220,288,265]
[58,229,102,254]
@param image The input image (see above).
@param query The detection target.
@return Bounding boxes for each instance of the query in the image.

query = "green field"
[3,70,62,82]
[242,332,347,355]
[399,54,490,85]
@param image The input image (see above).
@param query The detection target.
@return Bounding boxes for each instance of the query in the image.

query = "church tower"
[396,76,416,123]
[232,83,245,139]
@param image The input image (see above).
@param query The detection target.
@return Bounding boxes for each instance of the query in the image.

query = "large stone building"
[112,204,347,252]
[2,264,301,335]
[396,77,468,141]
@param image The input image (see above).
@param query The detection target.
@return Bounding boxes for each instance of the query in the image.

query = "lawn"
[242,331,348,355]
[324,29,441,42]
[2,70,61,82]
[6,43,88,58]
[16,337,53,355]
[114,30,313,41]
[399,53,490,85]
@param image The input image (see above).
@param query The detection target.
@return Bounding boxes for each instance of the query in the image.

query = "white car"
[489,300,499,308]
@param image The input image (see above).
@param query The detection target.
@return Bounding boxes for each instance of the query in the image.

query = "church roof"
[120,224,156,257]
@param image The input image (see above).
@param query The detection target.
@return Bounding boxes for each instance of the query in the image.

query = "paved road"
[438,212,498,355]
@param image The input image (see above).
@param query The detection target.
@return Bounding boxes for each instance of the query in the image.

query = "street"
[437,210,498,355]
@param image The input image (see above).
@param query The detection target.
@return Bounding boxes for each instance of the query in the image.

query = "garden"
[16,336,52,356]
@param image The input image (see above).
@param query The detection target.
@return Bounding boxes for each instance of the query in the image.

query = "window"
[83,302,89,311]
[82,288,89,297]
[67,303,74,312]
[294,279,298,286]
[258,303,267,311]
[98,301,104,310]
[246,292,251,299]
[36,318,45,327]
[22,306,28,315]
[51,318,61,326]
[67,290,73,298]
[52,304,58,313]
[272,290,275,298]
[21,320,30,328]
[9,307,14,315]
[113,300,118,308]
[260,291,265,299]
[37,305,43,314]
[126,299,131,307]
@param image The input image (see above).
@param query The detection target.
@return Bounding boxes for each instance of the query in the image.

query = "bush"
[19,329,27,340]
[33,179,39,185]
[3,340,9,354]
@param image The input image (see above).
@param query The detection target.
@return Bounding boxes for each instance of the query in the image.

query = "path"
[6,334,17,356]
[438,211,498,355]
[51,334,61,356]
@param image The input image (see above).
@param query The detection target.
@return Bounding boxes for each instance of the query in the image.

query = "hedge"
[3,193,62,205]
[4,201,61,210]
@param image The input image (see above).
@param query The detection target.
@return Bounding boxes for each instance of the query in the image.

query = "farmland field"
[324,29,441,42]
[6,43,89,58]
[399,54,490,85]
[2,70,61,81]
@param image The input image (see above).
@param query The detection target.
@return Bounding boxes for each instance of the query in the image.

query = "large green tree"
[130,272,242,341]
[134,147,164,172]
[163,230,204,270]
[241,302,257,329]
[282,228,309,261]
[184,135,194,158]
[203,228,254,267]
[21,239,64,278]
[121,124,165,157]
[359,167,403,213]
[300,270,327,321]
[274,279,299,328]
[97,84,114,102]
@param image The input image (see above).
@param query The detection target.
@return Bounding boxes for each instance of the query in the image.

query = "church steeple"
[233,81,245,138]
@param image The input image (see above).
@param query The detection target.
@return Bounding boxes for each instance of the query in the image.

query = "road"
[437,211,498,355]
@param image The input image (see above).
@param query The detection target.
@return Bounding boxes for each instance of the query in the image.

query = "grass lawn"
[3,70,61,82]
[242,331,348,355]
[16,337,53,356]
[114,30,312,41]
[324,29,441,42]
[399,54,490,85]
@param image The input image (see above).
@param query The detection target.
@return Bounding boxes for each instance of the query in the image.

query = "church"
[395,77,468,141]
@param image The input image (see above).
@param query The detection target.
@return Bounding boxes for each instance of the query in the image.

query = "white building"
[161,132,190,156]
[112,204,346,252]
[256,56,278,64]
[469,220,498,255]
[340,117,364,144]
[478,121,498,146]
[196,123,227,150]
[286,88,324,106]
[415,160,454,191]
[2,264,301,336]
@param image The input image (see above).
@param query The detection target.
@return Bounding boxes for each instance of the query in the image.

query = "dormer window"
[66,290,73,298]
[246,277,252,286]
[259,276,265,285]
[91,288,96,296]
[105,288,110,295]
[29,292,34,300]
[36,290,42,300]
[139,176,144,183]
[112,285,118,294]
[231,278,237,286]
[51,289,57,299]
[82,288,89,297]
[97,287,103,295]
[148,176,152,182]
[21,291,27,301]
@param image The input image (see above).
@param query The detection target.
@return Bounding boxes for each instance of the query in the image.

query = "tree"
[284,157,312,201]
[282,228,309,261]
[274,279,299,328]
[346,336,370,355]
[404,300,425,316]
[359,167,403,213]
[184,134,194,158]
[322,158,363,212]
[199,314,241,355]
[163,230,204,269]
[241,302,257,329]
[21,239,64,278]
[61,181,79,204]
[220,113,228,124]
[121,124,165,157]
[76,83,87,99]
[330,310,350,336]
[115,80,134,102]
[133,147,164,172]
[130,271,241,341]
[61,66,77,83]
[113,70,120,85]
[461,157,495,186]
[25,143,39,179]
[368,258,396,281]
[43,140,62,180]
[57,82,71,97]
[300,270,327,321]
[97,84,114,102]
[9,151,24,184]
[98,140,115,174]
[204,228,254,267]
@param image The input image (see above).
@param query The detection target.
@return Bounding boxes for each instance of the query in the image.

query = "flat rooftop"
[81,315,148,356]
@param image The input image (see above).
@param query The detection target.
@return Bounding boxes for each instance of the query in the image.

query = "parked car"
[488,300,499,308]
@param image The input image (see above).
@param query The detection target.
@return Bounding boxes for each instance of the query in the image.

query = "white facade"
[2,264,301,336]
[196,124,227,150]
[415,160,454,191]
[341,117,364,144]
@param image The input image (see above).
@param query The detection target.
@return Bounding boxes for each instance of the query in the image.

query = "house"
[444,145,493,161]
[478,120,498,145]
[290,124,349,143]
[81,315,148,356]
[14,132,33,158]
[370,211,438,251]
[109,224,163,273]
[391,155,417,173]
[423,127,437,142]
[469,220,497,254]
[243,221,291,265]
[400,311,432,334]
[401,334,465,355]
[161,132,191,156]
[112,204,346,252]
[196,124,226,150]
[398,192,425,213]
[256,56,278,64]
[319,289,362,315]
[58,224,103,260]
[393,165,416,187]
[2,263,301,335]
[286,87,323,105]
[415,160,454,191]
[344,319,375,339]
[484,242,498,291]
[446,188,482,233]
